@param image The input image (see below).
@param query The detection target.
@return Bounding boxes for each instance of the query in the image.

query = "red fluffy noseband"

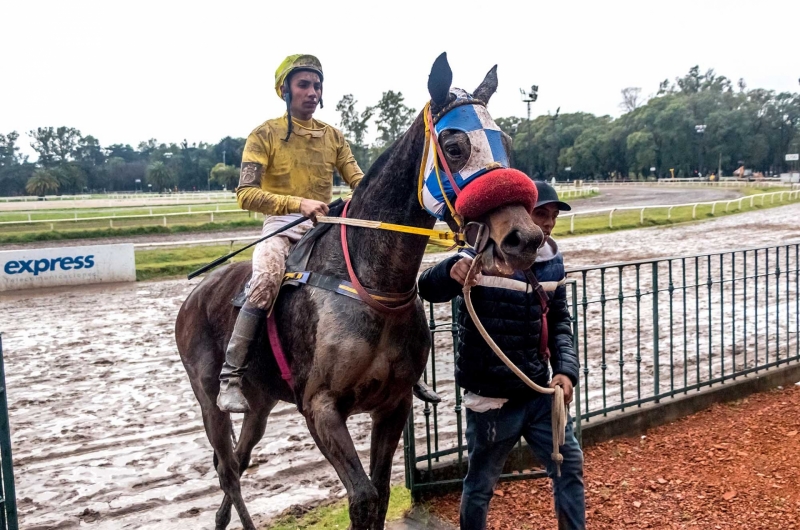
[454,168,538,220]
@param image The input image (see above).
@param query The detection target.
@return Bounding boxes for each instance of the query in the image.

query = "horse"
[175,53,543,530]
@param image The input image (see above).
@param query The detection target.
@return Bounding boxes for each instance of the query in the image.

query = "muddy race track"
[1,201,800,529]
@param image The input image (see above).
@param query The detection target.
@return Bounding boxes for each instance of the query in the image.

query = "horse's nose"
[500,227,542,258]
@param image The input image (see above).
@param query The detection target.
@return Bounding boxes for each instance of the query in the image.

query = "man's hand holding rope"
[550,374,573,406]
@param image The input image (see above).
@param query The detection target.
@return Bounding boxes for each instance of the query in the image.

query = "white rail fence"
[0,192,236,203]
[128,190,800,251]
[2,203,244,224]
[0,209,262,231]
[563,189,800,233]
[590,179,799,188]
[1,194,93,202]
[0,187,599,231]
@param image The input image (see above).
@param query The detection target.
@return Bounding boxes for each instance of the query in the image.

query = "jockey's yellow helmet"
[274,54,324,99]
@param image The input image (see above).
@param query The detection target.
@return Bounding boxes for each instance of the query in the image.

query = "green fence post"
[652,263,660,403]
[0,335,18,530]
[571,281,582,445]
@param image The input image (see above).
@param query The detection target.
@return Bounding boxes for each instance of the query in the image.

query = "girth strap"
[283,271,417,307]
[266,312,294,390]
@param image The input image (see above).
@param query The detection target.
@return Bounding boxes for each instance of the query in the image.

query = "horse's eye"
[445,145,462,157]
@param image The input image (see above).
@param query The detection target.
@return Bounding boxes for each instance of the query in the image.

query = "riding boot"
[413,380,442,404]
[217,303,266,413]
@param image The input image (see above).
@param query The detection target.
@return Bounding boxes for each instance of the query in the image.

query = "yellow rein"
[317,215,463,247]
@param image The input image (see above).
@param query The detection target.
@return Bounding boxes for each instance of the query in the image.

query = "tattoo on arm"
[239,162,263,188]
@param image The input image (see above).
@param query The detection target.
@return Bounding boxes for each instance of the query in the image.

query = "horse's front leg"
[369,393,413,530]
[305,390,377,530]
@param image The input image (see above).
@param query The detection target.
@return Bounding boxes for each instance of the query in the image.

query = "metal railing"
[0,336,18,530]
[404,242,800,495]
[572,242,800,420]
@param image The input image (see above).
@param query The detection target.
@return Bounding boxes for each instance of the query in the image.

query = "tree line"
[2,67,798,196]
[494,68,800,180]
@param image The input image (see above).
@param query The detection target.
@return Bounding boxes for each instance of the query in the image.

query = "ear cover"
[428,52,453,106]
[454,169,538,219]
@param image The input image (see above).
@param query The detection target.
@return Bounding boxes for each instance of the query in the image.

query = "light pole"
[550,107,561,181]
[519,85,538,121]
[695,124,706,178]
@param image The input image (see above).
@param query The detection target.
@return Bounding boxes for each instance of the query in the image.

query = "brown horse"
[175,53,543,530]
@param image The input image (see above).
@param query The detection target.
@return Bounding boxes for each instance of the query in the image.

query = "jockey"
[218,54,364,412]
[218,54,441,412]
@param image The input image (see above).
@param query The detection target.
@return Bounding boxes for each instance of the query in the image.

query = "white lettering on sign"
[0,244,136,292]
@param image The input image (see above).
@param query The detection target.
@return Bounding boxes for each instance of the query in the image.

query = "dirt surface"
[566,186,741,213]
[429,384,800,530]
[1,202,799,529]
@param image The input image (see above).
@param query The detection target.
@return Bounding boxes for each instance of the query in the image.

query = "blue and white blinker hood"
[420,88,510,220]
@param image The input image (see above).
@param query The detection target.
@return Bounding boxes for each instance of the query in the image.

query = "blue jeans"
[460,394,585,530]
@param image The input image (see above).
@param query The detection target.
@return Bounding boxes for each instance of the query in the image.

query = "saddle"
[230,219,335,308]
[232,201,415,309]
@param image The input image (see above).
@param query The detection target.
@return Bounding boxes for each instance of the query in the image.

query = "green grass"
[0,202,241,222]
[264,486,411,530]
[135,244,255,281]
[0,219,262,245]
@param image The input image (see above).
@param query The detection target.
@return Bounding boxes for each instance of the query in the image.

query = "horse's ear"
[428,52,452,107]
[474,65,498,104]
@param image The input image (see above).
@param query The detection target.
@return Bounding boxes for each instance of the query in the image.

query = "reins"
[338,200,419,314]
[316,214,462,248]
[463,252,567,476]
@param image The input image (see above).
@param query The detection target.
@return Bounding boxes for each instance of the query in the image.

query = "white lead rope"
[463,253,567,476]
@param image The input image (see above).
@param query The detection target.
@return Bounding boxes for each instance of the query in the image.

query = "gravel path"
[431,384,800,530]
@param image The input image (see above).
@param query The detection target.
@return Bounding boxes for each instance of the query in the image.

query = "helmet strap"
[283,79,293,142]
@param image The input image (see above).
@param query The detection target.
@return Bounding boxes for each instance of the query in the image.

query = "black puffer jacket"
[418,239,579,400]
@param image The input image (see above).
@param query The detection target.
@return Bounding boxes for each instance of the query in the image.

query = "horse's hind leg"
[369,396,413,530]
[200,402,257,530]
[305,391,377,530]
[215,393,277,529]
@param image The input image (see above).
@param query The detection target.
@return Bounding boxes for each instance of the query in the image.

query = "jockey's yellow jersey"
[236,114,363,215]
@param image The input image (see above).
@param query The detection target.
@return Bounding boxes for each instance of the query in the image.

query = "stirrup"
[217,380,250,413]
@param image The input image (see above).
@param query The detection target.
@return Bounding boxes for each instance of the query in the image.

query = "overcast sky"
[3,0,799,157]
